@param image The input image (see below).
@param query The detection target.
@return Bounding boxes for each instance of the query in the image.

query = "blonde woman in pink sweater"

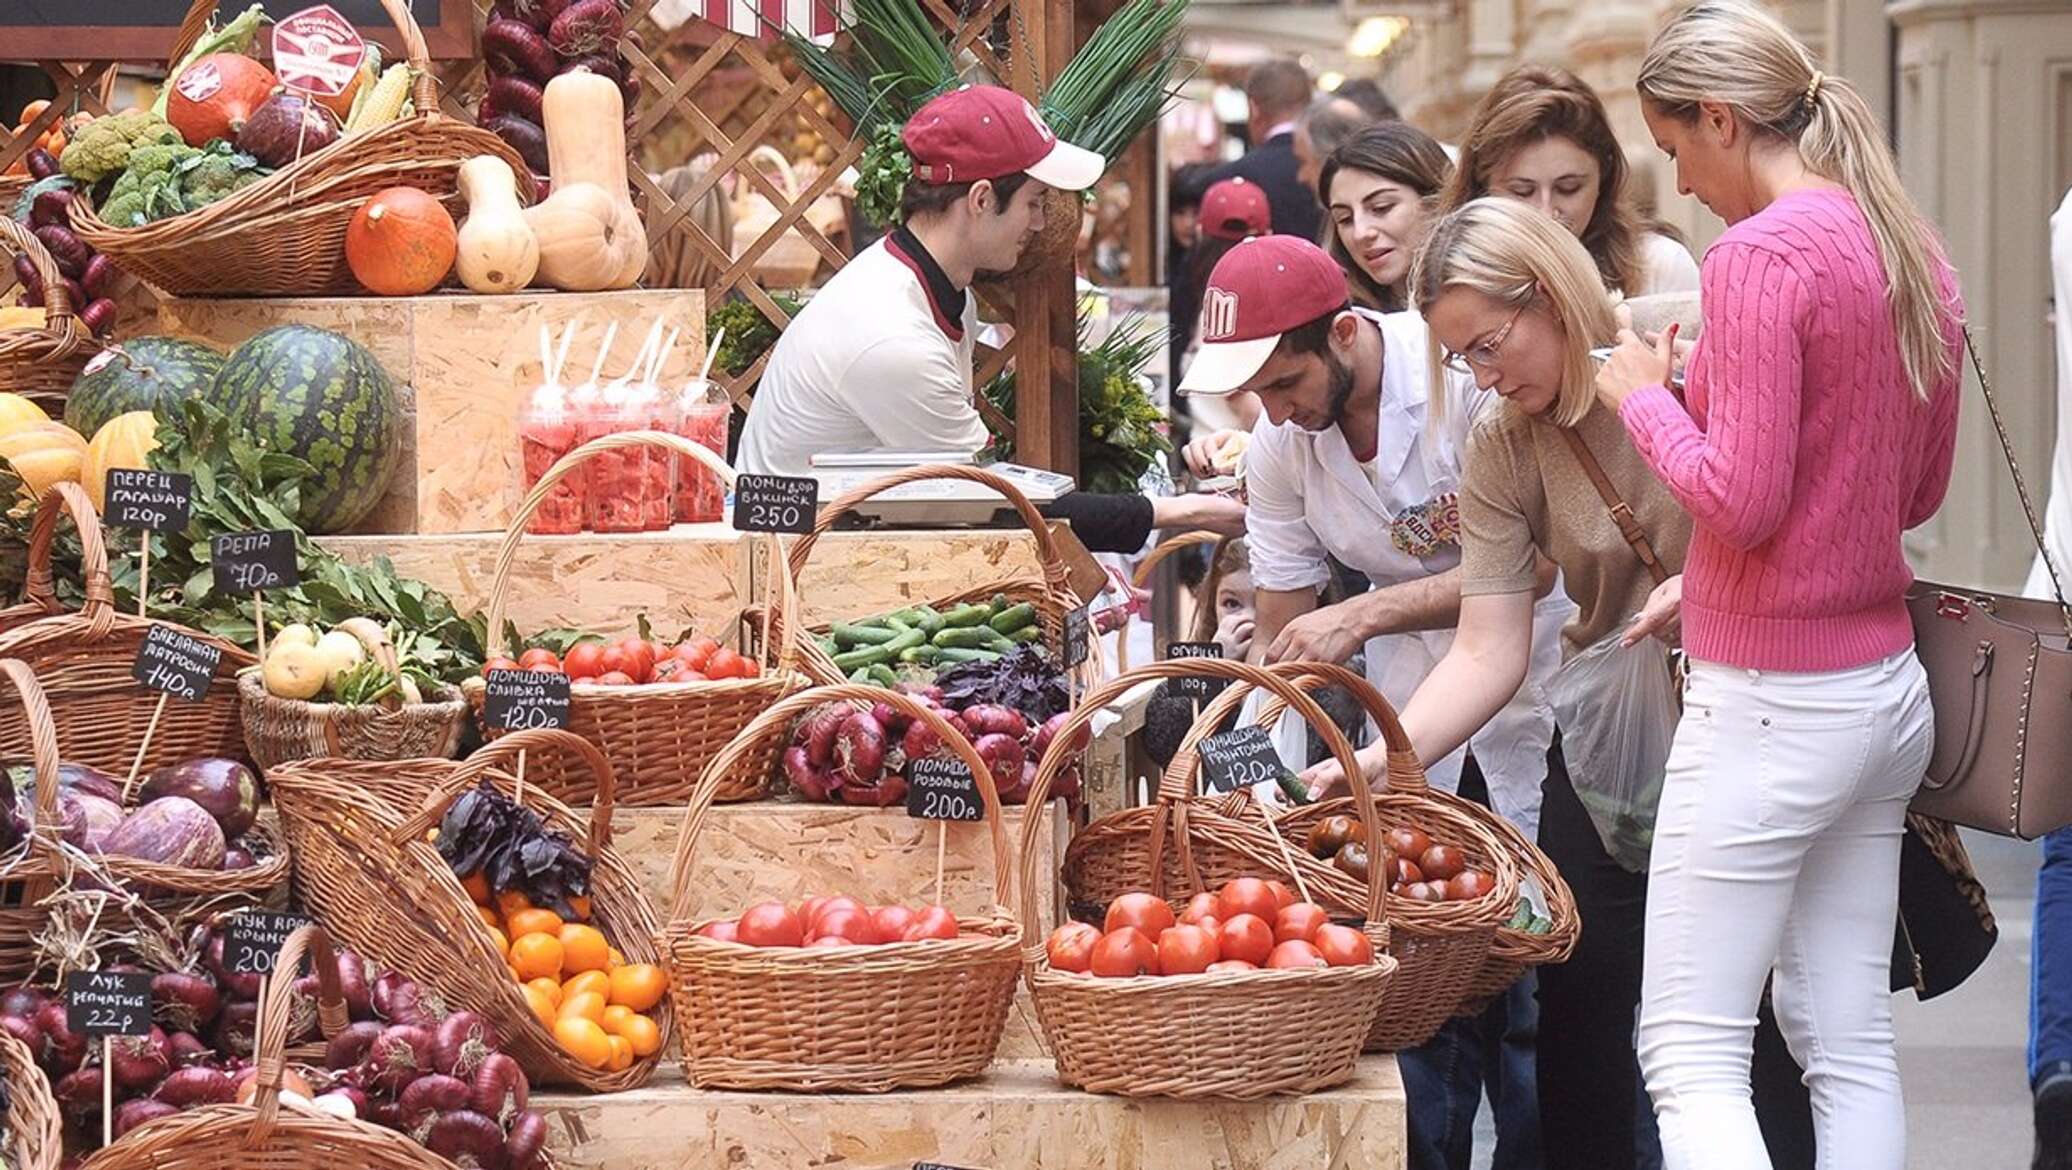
[1594,4,1966,1167]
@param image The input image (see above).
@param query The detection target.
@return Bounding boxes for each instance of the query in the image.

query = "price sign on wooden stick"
[211,530,299,659]
[103,469,193,618]
[66,968,151,1149]
[126,625,224,800]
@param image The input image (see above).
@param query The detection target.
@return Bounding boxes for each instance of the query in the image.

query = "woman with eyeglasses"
[1305,196,1815,1170]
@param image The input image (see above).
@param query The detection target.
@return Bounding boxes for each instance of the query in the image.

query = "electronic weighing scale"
[805,453,1075,527]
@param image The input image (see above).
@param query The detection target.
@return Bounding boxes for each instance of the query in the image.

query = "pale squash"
[532,70,646,291]
[0,421,87,503]
[525,182,644,292]
[455,155,539,294]
[0,392,50,438]
[82,411,161,511]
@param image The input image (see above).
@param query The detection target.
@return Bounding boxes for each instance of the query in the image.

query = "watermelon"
[64,337,226,437]
[205,325,401,533]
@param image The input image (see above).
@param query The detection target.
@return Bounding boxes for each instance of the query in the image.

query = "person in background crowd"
[1604,5,1965,1167]
[1335,77,1402,124]
[1308,197,1817,1170]
[1168,162,1220,389]
[2031,184,2072,1170]
[1209,539,1257,659]
[1320,121,1454,312]
[1294,94,1372,196]
[1176,177,1274,434]
[1179,233,1569,1170]
[1207,58,1322,242]
[1442,65,1699,296]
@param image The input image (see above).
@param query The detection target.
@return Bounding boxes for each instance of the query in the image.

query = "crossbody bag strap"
[1961,326,2072,638]
[1558,426,1671,586]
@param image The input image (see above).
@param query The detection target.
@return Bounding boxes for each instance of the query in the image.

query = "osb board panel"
[536,1060,1406,1170]
[156,289,705,535]
[315,526,748,641]
[772,529,1048,628]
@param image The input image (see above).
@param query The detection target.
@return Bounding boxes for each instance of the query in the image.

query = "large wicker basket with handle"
[1,1028,59,1170]
[1020,657,1398,1098]
[68,0,530,297]
[660,684,1022,1092]
[237,618,467,768]
[0,217,98,412]
[460,430,811,807]
[266,729,668,1090]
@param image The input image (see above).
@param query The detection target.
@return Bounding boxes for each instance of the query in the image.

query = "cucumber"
[990,592,1011,615]
[1007,625,1044,645]
[899,644,942,665]
[1274,770,1310,805]
[978,626,1017,653]
[834,622,899,646]
[987,602,1037,634]
[866,664,899,687]
[933,626,996,650]
[849,666,872,683]
[832,645,888,670]
[943,603,992,628]
[936,647,1002,664]
[909,605,946,636]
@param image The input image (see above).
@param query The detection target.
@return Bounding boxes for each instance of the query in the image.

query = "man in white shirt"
[737,85,1103,477]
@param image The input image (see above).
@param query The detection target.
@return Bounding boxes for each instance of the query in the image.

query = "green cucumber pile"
[1506,897,1555,936]
[817,594,1042,686]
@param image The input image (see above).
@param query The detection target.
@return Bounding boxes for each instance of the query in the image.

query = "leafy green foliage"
[707,292,802,377]
[436,781,592,918]
[981,314,1172,494]
[852,121,912,229]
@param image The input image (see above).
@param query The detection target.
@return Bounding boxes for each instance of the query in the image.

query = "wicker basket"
[775,465,1086,686]
[80,923,505,1170]
[1112,531,1235,672]
[1166,662,1523,1048]
[237,621,467,768]
[1019,657,1397,1098]
[460,431,810,807]
[67,0,530,298]
[0,484,254,775]
[0,218,97,413]
[1,1028,59,1170]
[0,477,111,638]
[660,684,1022,1092]
[266,729,669,1090]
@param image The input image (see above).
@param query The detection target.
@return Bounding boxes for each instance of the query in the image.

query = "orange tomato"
[525,977,563,1007]
[523,984,558,1029]
[474,904,502,930]
[486,926,509,957]
[564,895,592,922]
[14,100,48,130]
[601,1004,636,1035]
[510,932,565,981]
[617,1012,662,1058]
[507,908,564,941]
[605,1034,633,1072]
[496,889,535,920]
[608,963,667,1012]
[558,924,610,974]
[461,871,493,905]
[557,991,607,1025]
[553,1017,612,1068]
[561,970,610,1002]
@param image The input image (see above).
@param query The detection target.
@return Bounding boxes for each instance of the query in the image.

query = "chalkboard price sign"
[211,530,300,595]
[104,469,193,533]
[732,475,819,534]
[1198,725,1283,795]
[65,970,152,1038]
[482,669,571,732]
[1062,605,1090,668]
[1164,641,1227,699]
[225,911,313,977]
[906,757,985,822]
[132,624,224,703]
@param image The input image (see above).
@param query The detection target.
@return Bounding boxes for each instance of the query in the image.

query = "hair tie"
[1804,71,1825,108]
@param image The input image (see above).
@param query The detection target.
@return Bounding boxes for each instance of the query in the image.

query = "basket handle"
[0,658,65,901]
[245,923,343,1147]
[662,683,1016,927]
[0,218,86,331]
[1113,531,1232,672]
[389,728,620,855]
[1015,658,1389,951]
[1162,661,1433,800]
[171,0,435,110]
[483,429,800,679]
[20,481,116,623]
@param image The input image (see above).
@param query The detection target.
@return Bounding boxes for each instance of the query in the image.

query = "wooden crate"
[534,1060,1406,1170]
[155,289,706,536]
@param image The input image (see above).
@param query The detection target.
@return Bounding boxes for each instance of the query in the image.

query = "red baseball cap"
[1181,235,1351,395]
[903,85,1105,192]
[1199,177,1270,241]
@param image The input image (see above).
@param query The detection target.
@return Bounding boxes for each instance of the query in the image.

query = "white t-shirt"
[1636,230,1701,296]
[737,236,989,477]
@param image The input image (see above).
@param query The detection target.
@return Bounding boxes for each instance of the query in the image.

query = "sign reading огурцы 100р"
[1164,641,1226,699]
[482,668,571,732]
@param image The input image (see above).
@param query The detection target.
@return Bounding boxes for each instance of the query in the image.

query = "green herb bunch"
[707,292,804,378]
[980,313,1171,494]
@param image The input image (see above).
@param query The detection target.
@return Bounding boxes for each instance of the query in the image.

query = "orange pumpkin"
[345,187,457,296]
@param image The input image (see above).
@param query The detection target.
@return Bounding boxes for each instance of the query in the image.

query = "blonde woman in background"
[1442,66,1699,296]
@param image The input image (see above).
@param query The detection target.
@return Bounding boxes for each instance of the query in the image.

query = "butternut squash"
[528,69,645,291]
[455,155,539,293]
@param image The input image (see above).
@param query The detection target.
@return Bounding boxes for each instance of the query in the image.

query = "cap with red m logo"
[902,85,1105,192]
[1181,234,1351,396]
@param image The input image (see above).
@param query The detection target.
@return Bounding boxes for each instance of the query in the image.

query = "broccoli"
[58,110,184,183]
[100,142,200,227]
[178,143,267,208]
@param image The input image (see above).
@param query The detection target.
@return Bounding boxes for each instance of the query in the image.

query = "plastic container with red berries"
[586,378,673,533]
[518,382,589,535]
[672,380,730,525]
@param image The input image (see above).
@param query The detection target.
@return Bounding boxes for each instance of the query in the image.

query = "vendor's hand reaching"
[1299,743,1388,801]
[1265,606,1365,666]
[1182,429,1243,479]
[1622,574,1683,647]
[1214,612,1255,659]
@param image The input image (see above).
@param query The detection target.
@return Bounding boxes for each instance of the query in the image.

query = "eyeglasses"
[1441,303,1526,374]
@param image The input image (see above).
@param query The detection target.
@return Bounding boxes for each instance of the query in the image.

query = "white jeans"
[1638,649,1934,1170]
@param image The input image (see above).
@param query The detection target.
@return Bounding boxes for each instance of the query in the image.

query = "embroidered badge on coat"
[1390,492,1461,558]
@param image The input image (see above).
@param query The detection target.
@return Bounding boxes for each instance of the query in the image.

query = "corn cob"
[347,63,412,133]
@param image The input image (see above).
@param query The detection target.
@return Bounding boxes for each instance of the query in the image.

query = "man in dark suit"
[1208,59,1318,242]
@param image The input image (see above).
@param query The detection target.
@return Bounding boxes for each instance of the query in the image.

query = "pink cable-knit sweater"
[1617,186,1964,672]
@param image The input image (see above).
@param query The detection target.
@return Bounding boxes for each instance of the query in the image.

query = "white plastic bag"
[1545,630,1681,872]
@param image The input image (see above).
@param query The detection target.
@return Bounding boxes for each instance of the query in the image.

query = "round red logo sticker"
[175,60,222,103]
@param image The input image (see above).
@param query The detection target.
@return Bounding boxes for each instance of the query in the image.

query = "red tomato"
[649,659,687,682]
[871,905,918,941]
[481,656,519,677]
[1313,923,1374,967]
[695,919,739,942]
[706,648,751,680]
[1447,870,1496,901]
[1044,922,1102,973]
[736,902,803,947]
[1216,913,1275,966]
[1104,892,1176,940]
[1266,940,1328,969]
[1419,845,1466,882]
[518,648,560,670]
[675,637,720,671]
[1216,878,1280,924]
[806,936,850,949]
[813,908,879,945]
[1274,902,1330,944]
[613,637,655,684]
[1088,927,1159,977]
[562,642,606,680]
[1205,960,1259,974]
[902,905,959,941]
[1265,880,1296,910]
[807,896,865,933]
[796,895,830,927]
[1385,826,1432,862]
[595,671,635,686]
[1180,892,1220,927]
[598,645,632,678]
[526,662,563,675]
[1156,924,1220,975]
[646,640,669,667]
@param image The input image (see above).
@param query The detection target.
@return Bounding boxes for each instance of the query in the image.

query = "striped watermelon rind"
[64,337,227,438]
[206,324,401,534]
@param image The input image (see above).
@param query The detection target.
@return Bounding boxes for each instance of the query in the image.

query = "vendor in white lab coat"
[1177,235,1570,833]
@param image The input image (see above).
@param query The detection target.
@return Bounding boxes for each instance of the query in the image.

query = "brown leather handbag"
[1909,329,2072,838]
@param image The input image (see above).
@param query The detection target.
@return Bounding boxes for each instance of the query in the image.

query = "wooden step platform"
[533,1059,1405,1170]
